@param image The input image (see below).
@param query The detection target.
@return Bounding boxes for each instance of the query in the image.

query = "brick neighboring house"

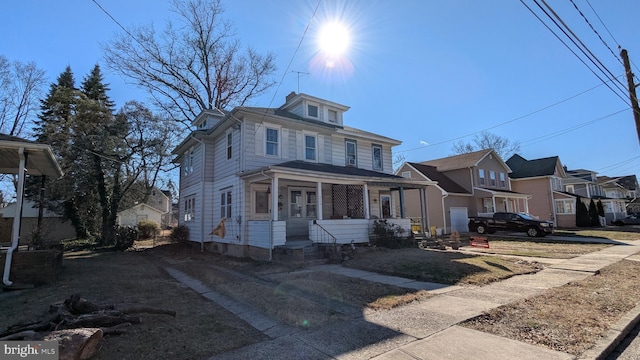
[506,154,572,227]
[397,149,531,234]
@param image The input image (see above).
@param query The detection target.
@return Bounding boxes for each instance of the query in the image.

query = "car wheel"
[527,227,539,237]
[476,224,487,234]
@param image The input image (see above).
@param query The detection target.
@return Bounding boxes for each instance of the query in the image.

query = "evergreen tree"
[575,196,590,227]
[588,199,599,226]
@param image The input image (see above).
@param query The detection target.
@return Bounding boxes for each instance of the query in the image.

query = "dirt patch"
[0,249,267,360]
[343,247,544,285]
[462,259,640,355]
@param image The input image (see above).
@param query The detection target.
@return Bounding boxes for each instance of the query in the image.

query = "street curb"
[578,302,640,359]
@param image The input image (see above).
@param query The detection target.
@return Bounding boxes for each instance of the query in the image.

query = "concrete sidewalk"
[165,239,640,359]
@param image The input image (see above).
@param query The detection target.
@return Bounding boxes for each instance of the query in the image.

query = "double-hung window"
[489,171,496,186]
[328,109,337,123]
[265,127,279,156]
[372,144,382,170]
[478,169,486,185]
[226,132,233,160]
[499,172,506,187]
[184,196,195,222]
[305,134,317,161]
[220,189,232,219]
[345,139,357,166]
[307,103,319,118]
[183,147,195,176]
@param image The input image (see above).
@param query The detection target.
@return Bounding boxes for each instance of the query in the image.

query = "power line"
[568,0,621,65]
[529,0,629,104]
[395,80,613,154]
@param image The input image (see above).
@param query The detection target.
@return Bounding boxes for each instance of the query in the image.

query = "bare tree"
[452,131,520,159]
[103,0,276,128]
[0,55,46,137]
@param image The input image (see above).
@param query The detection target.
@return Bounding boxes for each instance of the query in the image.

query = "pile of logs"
[1,294,176,360]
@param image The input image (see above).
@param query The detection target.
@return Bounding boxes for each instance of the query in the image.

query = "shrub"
[371,219,413,249]
[170,225,190,246]
[138,219,160,239]
[113,226,137,251]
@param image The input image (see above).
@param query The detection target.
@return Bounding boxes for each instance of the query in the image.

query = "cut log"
[45,328,103,360]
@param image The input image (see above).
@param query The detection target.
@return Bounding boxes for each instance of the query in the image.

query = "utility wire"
[532,0,628,104]
[568,0,621,65]
[395,80,613,154]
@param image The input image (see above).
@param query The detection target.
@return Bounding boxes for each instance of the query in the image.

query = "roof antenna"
[291,71,309,93]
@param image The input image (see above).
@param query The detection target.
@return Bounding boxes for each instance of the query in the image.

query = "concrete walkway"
[164,239,640,360]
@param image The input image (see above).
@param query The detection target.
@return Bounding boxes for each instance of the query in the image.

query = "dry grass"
[344,247,544,285]
[461,238,611,258]
[0,249,267,360]
[555,227,640,240]
[462,259,640,355]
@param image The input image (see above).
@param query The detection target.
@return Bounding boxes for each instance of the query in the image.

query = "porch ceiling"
[0,135,63,177]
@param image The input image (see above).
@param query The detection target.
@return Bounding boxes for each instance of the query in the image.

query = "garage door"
[450,207,469,233]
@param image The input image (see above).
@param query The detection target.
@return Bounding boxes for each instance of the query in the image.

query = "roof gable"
[407,162,470,194]
[420,149,510,172]
[506,154,561,179]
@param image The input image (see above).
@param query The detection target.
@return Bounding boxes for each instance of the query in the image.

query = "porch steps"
[273,240,329,268]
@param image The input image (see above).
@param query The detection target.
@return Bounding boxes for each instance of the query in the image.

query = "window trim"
[555,199,575,214]
[304,132,317,162]
[220,189,232,219]
[265,126,280,157]
[345,139,357,167]
[372,144,383,170]
[489,170,496,186]
[328,109,338,123]
[499,172,506,188]
[307,102,319,119]
[183,146,195,176]
[226,130,233,160]
[184,196,195,222]
[478,169,485,185]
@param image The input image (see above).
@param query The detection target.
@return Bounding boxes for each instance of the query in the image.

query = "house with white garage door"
[397,149,532,234]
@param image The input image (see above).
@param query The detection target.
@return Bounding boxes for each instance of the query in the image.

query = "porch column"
[316,181,323,220]
[399,186,405,218]
[271,175,279,221]
[524,199,530,214]
[491,196,497,213]
[363,183,370,219]
[419,188,426,234]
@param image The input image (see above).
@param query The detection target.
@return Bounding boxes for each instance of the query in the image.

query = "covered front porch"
[473,187,531,217]
[240,161,433,253]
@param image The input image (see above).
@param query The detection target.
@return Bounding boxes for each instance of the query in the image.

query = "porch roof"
[474,187,531,199]
[240,160,435,189]
[0,134,62,177]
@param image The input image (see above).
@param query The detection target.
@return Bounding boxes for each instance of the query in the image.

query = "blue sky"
[2,0,639,181]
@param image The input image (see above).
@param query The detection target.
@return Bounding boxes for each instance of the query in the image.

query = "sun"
[318,21,350,57]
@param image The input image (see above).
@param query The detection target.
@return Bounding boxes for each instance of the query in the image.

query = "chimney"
[285,91,297,102]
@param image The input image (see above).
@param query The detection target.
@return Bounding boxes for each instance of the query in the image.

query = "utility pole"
[621,49,640,145]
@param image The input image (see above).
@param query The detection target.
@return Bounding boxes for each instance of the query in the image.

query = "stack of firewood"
[0,294,176,360]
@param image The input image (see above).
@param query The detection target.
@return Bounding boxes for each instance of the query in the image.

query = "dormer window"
[328,109,337,123]
[307,103,319,118]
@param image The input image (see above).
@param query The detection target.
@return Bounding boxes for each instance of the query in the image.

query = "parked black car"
[468,212,554,237]
[612,215,640,226]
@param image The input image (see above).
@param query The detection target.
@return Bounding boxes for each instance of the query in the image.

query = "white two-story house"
[172,92,431,259]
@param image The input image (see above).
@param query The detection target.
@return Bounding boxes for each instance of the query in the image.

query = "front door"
[286,188,316,239]
[380,194,392,218]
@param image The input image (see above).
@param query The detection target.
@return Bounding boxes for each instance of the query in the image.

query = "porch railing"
[311,220,337,244]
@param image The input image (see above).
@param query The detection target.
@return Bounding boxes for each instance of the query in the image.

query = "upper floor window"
[307,104,319,118]
[345,139,357,167]
[183,146,195,176]
[499,172,506,187]
[226,132,233,160]
[372,144,383,170]
[305,134,317,161]
[328,109,337,123]
[489,171,496,186]
[402,171,411,179]
[551,177,563,191]
[478,169,485,185]
[565,184,575,194]
[266,127,279,156]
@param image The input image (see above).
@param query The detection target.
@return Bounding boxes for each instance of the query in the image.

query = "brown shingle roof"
[420,149,493,172]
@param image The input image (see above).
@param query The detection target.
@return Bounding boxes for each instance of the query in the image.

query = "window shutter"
[255,123,264,156]
[281,129,289,159]
[296,131,304,160]
[318,135,325,163]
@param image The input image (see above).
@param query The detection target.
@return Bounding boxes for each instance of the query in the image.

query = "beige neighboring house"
[397,149,532,234]
[116,188,173,228]
[0,200,75,245]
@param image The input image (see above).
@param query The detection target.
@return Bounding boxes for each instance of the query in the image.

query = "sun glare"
[318,22,350,57]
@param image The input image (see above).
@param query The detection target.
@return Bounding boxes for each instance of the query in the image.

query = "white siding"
[310,219,370,244]
[247,220,286,248]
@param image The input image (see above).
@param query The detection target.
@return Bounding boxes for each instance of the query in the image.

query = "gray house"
[172,92,431,259]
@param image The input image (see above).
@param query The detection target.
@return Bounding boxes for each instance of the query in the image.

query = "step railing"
[311,220,337,244]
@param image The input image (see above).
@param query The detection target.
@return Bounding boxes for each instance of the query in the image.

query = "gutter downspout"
[191,135,206,253]
[4,148,27,286]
